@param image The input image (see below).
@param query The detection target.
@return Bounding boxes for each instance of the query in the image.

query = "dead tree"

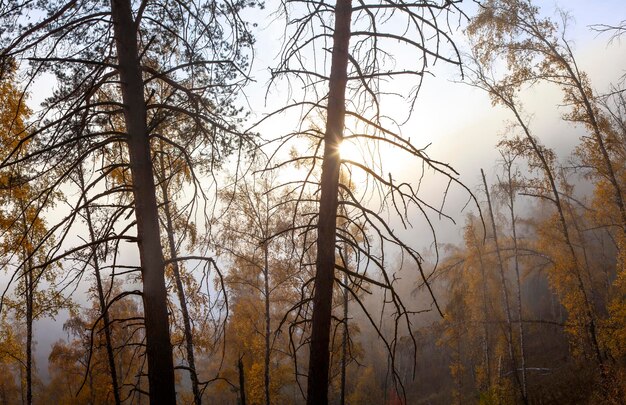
[496,151,528,401]
[481,168,525,403]
[256,0,473,403]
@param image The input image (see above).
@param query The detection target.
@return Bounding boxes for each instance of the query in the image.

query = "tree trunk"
[238,356,246,405]
[156,151,201,405]
[340,271,348,405]
[481,169,525,403]
[263,242,271,405]
[79,165,122,405]
[19,200,33,405]
[110,1,176,402]
[504,164,527,403]
[306,0,352,403]
[25,259,32,405]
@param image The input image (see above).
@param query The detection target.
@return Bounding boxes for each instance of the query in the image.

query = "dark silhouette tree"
[258,0,473,403]
[0,0,256,402]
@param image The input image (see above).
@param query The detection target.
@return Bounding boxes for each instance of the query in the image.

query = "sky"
[7,0,626,383]
[241,0,626,248]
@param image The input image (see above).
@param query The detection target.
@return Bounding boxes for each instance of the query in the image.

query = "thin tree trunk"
[469,226,492,388]
[25,260,32,405]
[88,369,95,405]
[110,1,176,402]
[263,242,271,405]
[78,166,122,405]
[156,151,202,405]
[19,200,33,405]
[481,169,525,403]
[503,163,528,402]
[306,0,352,403]
[238,356,246,405]
[340,271,348,405]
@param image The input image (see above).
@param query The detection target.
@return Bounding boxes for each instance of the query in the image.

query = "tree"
[439,213,510,403]
[481,168,526,403]
[466,47,605,377]
[466,0,625,395]
[218,170,304,404]
[155,137,203,405]
[495,151,528,400]
[468,0,626,237]
[305,1,352,401]
[1,1,256,401]
[0,64,66,405]
[44,289,146,404]
[264,1,470,402]
[68,162,122,404]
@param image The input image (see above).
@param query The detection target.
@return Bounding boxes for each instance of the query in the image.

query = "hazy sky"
[241,0,626,248]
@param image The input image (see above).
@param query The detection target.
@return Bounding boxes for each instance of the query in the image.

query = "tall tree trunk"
[19,200,33,405]
[156,151,201,405]
[25,259,32,405]
[238,356,246,405]
[469,226,492,388]
[78,166,122,405]
[340,271,348,405]
[306,0,352,402]
[503,163,528,402]
[110,1,176,402]
[481,169,525,404]
[263,242,271,405]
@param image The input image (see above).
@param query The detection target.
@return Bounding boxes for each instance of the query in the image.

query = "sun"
[338,137,408,179]
[338,139,362,162]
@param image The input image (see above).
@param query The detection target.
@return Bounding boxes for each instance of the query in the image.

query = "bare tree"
[257,0,473,403]
[481,168,525,403]
[496,151,528,401]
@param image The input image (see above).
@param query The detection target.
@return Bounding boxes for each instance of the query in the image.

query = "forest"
[0,0,624,404]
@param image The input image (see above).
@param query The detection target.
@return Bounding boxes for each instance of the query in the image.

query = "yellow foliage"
[346,366,383,405]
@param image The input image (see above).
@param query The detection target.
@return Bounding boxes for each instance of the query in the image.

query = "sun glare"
[338,139,361,162]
